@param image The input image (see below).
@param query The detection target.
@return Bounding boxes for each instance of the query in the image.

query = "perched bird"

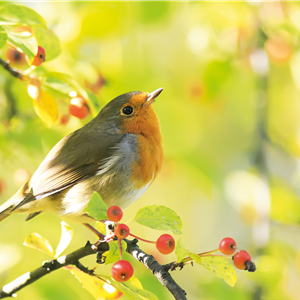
[0,88,164,230]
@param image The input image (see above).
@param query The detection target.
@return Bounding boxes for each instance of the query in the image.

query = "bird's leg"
[83,222,116,250]
[83,223,105,240]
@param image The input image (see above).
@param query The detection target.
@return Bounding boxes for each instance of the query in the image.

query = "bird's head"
[97,88,163,137]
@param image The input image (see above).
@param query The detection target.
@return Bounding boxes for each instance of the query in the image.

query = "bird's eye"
[122,106,133,115]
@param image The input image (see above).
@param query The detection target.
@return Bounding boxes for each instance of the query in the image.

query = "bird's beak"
[144,87,163,106]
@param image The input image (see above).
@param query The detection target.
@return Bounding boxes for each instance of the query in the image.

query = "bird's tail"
[0,181,30,222]
[0,204,14,222]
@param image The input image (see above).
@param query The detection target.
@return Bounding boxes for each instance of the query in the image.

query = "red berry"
[111,260,134,282]
[219,237,237,255]
[69,96,90,119]
[114,224,130,239]
[7,48,26,65]
[60,114,69,125]
[85,71,105,94]
[233,250,252,270]
[32,46,45,66]
[0,179,5,195]
[107,206,123,222]
[156,234,175,255]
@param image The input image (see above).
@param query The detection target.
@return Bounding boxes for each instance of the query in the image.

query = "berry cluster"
[106,206,176,285]
[100,209,255,298]
[218,237,256,272]
[5,29,93,123]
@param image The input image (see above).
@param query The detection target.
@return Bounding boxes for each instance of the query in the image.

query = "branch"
[125,239,188,300]
[0,239,188,300]
[0,58,24,80]
[0,241,109,299]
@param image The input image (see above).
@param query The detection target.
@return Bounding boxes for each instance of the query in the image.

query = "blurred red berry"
[32,46,45,66]
[60,114,70,125]
[85,71,105,94]
[0,179,5,195]
[7,48,26,65]
[265,37,292,64]
[69,96,89,119]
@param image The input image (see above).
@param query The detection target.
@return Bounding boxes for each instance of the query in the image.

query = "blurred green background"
[1,1,300,300]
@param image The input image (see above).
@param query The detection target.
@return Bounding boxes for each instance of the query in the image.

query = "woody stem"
[0,58,24,80]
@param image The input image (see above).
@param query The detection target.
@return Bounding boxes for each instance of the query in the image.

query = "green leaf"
[103,276,158,300]
[84,192,108,221]
[133,205,182,235]
[95,221,107,236]
[33,26,61,61]
[23,232,54,257]
[66,266,106,300]
[6,30,37,61]
[85,88,101,117]
[42,72,91,106]
[0,4,46,26]
[189,253,202,265]
[0,25,7,49]
[43,73,75,96]
[105,240,127,265]
[42,79,100,119]
[55,222,73,258]
[175,237,189,262]
[201,256,237,287]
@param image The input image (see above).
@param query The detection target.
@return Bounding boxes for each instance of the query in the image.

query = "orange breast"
[120,95,164,189]
[132,133,164,188]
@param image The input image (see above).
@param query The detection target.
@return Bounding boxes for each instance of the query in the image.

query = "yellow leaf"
[23,233,54,257]
[66,267,106,300]
[102,276,158,300]
[175,237,189,263]
[128,275,143,289]
[55,221,73,258]
[32,91,58,127]
[201,256,237,287]
[189,253,201,265]
[95,221,107,236]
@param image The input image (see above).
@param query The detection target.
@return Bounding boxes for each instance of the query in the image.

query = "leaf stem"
[198,249,219,256]
[181,250,224,264]
[118,238,123,260]
[129,233,155,244]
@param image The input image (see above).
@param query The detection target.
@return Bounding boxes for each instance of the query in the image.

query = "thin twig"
[125,239,188,300]
[0,239,189,300]
[0,241,108,299]
[0,58,24,80]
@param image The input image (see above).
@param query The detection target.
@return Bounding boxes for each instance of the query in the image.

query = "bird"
[0,88,164,232]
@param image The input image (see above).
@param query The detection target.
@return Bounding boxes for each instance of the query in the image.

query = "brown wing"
[14,123,123,210]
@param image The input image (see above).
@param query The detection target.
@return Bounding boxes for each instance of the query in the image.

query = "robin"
[0,88,164,233]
